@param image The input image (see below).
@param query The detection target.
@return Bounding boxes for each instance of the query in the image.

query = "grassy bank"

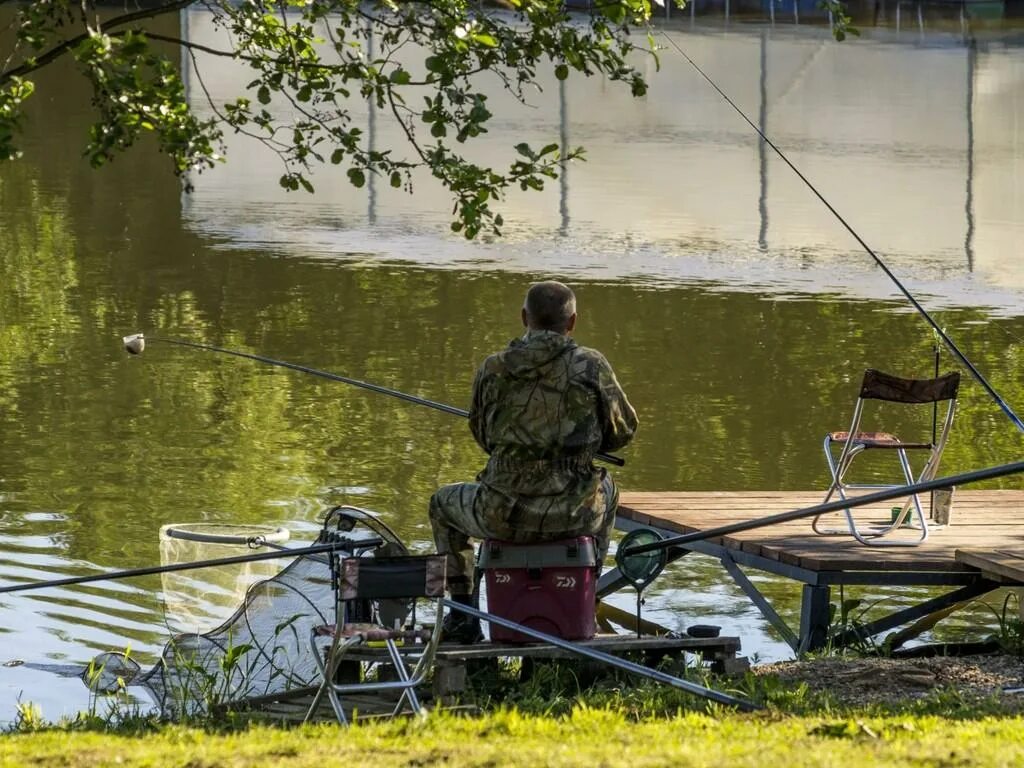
[2,708,1024,768]
[5,656,1024,767]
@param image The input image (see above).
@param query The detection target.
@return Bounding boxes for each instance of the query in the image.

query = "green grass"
[5,660,1024,767]
[2,708,1024,768]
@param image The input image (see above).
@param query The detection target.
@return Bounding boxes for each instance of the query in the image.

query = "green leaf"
[389,68,411,85]
[347,168,365,188]
[330,148,344,164]
[539,143,559,157]
[554,64,569,81]
[601,2,627,24]
[222,643,254,671]
[257,85,271,105]
[471,33,498,48]
[390,171,402,188]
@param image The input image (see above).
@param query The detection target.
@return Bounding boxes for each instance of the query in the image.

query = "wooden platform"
[226,635,743,723]
[615,490,1024,652]
[956,548,1024,583]
[619,490,1024,574]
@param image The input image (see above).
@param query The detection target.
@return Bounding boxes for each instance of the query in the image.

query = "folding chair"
[304,554,446,724]
[813,368,960,546]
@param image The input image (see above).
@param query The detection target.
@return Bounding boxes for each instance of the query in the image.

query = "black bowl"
[685,624,722,639]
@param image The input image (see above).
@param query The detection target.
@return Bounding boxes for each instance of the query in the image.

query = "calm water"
[1,6,1023,721]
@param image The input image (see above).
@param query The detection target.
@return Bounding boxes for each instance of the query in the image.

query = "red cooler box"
[479,536,598,643]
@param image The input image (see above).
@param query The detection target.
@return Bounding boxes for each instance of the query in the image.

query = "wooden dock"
[614,490,1024,652]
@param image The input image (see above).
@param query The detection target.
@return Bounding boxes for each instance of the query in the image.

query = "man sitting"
[429,280,638,642]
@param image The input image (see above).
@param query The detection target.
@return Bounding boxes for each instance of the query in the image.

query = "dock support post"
[721,553,799,651]
[798,584,831,653]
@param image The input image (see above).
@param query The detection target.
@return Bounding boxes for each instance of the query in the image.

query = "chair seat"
[826,431,932,450]
[314,623,433,643]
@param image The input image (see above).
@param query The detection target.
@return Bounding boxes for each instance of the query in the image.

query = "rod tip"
[123,333,145,355]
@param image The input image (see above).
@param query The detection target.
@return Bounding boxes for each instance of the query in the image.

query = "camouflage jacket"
[468,330,638,532]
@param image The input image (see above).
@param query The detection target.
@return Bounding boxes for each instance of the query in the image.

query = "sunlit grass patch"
[3,708,1024,768]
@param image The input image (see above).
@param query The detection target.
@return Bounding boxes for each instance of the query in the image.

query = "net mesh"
[89,507,406,717]
[159,523,291,634]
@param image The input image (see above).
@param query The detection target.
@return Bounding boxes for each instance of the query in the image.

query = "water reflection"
[0,6,1022,723]
[183,9,1024,305]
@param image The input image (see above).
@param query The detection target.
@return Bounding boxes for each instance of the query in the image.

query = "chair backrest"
[859,369,960,404]
[338,555,446,601]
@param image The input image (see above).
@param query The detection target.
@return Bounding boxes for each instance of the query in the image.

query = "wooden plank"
[435,635,739,662]
[956,549,1024,582]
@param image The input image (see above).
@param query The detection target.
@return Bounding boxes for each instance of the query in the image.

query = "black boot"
[442,593,483,644]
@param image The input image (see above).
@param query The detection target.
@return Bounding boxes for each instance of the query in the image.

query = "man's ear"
[521,307,529,328]
[566,312,577,333]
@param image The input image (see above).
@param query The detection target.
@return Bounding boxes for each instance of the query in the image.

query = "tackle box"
[478,536,598,643]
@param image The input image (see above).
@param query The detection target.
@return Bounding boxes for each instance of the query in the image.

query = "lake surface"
[1,4,1023,722]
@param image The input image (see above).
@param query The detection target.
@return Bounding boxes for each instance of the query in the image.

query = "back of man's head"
[523,281,577,333]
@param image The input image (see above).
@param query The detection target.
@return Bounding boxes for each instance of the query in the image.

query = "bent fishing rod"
[659,32,1024,434]
[622,458,1024,557]
[0,536,382,596]
[121,333,625,468]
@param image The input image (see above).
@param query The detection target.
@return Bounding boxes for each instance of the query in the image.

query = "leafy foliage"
[819,0,860,42]
[0,1,861,237]
[0,0,659,237]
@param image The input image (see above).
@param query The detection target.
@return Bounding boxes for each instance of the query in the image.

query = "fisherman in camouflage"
[430,281,638,642]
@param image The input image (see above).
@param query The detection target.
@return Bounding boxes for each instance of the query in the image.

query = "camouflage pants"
[428,473,619,596]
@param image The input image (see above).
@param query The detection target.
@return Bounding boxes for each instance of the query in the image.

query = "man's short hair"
[524,281,577,332]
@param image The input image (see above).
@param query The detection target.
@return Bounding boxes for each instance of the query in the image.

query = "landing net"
[86,507,406,718]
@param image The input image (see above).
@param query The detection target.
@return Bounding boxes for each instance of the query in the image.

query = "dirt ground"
[752,654,1024,709]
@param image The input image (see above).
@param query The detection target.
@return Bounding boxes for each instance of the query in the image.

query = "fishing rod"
[0,537,382,596]
[121,333,626,468]
[622,459,1024,557]
[658,31,1024,434]
[444,599,759,711]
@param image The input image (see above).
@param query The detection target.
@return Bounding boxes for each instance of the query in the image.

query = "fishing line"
[123,334,626,467]
[658,30,1024,434]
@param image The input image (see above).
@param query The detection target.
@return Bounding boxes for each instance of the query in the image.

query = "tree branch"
[386,84,429,167]
[1,0,199,84]
[142,31,254,62]
[186,45,292,158]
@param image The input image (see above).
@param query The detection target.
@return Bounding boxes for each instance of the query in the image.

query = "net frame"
[160,523,290,546]
[90,506,407,717]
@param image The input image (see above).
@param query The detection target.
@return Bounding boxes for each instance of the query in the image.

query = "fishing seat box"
[478,536,598,643]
